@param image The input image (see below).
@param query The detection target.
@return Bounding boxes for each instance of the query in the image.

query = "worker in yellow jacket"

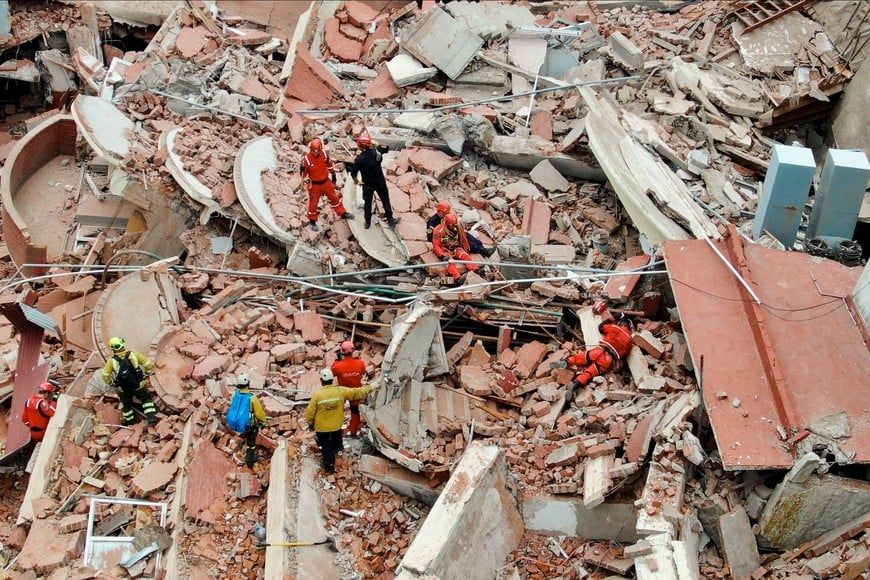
[306,368,375,473]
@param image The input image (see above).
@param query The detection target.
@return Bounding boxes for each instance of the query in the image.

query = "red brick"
[603,254,652,302]
[185,441,233,522]
[530,111,553,141]
[239,75,271,102]
[192,353,232,380]
[214,180,237,208]
[532,400,551,417]
[284,45,345,107]
[345,1,379,26]
[226,28,272,46]
[340,22,368,42]
[325,18,362,62]
[362,18,392,62]
[365,68,399,103]
[633,330,665,359]
[398,147,462,180]
[458,365,492,396]
[293,310,325,343]
[58,514,88,534]
[131,461,178,495]
[521,199,552,245]
[587,443,616,458]
[514,341,549,379]
[176,26,212,59]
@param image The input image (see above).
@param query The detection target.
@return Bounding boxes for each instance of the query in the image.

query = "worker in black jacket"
[348,132,400,229]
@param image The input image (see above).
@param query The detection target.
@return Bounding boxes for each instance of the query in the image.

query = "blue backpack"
[227,391,252,433]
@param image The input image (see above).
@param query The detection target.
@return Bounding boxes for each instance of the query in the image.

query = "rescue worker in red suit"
[426,201,495,257]
[431,213,481,283]
[331,340,367,436]
[22,382,58,443]
[300,137,354,231]
[564,316,635,397]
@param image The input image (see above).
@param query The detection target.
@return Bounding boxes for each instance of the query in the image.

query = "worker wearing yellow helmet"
[101,337,159,426]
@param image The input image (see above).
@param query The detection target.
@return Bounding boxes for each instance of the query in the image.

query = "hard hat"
[443,213,459,228]
[39,382,55,394]
[436,201,451,214]
[237,373,250,387]
[340,340,355,355]
[310,137,323,150]
[320,368,334,383]
[356,133,372,147]
[108,336,126,351]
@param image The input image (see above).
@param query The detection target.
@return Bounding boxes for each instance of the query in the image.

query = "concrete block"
[529,159,570,192]
[396,443,523,579]
[521,497,639,542]
[521,198,551,245]
[719,507,760,579]
[807,148,870,239]
[386,53,438,88]
[610,32,643,70]
[403,6,484,80]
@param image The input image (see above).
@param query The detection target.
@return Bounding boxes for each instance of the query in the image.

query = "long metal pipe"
[295,75,643,116]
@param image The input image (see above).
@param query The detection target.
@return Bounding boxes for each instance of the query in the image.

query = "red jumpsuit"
[332,355,367,435]
[301,150,349,222]
[431,223,480,280]
[22,395,57,442]
[567,322,634,386]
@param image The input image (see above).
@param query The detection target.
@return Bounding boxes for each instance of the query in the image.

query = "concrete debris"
[0,0,867,579]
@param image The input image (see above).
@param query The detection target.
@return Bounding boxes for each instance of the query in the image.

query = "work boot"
[482,246,496,258]
[309,220,319,231]
[387,217,401,228]
[147,414,158,427]
[341,212,355,220]
[364,222,371,229]
[122,414,136,427]
[245,448,256,468]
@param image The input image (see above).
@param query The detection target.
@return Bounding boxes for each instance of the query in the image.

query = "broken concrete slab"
[395,443,523,579]
[610,32,644,71]
[358,454,441,506]
[386,52,438,87]
[284,44,345,107]
[760,473,870,550]
[719,507,760,579]
[521,497,639,543]
[488,135,606,180]
[402,6,484,80]
[445,2,536,40]
[529,159,570,193]
[70,95,133,166]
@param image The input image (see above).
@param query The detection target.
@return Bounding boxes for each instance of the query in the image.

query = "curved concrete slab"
[163,128,222,216]
[92,271,182,362]
[341,178,411,267]
[0,114,77,275]
[233,136,295,246]
[70,95,133,165]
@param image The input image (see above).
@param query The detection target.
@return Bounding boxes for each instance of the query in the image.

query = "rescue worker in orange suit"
[431,212,482,283]
[300,137,354,231]
[559,315,635,398]
[22,382,58,443]
[348,133,400,230]
[426,201,495,257]
[332,340,367,436]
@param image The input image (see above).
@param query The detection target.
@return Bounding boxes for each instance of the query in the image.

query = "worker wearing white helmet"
[306,367,376,473]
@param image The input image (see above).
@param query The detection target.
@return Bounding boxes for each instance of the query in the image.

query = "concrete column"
[395,443,524,579]
[752,144,815,247]
[806,149,870,240]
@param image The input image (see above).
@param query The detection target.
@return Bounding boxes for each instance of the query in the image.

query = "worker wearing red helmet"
[348,132,400,230]
[22,382,58,443]
[559,314,635,399]
[426,201,495,257]
[300,137,354,231]
[432,212,482,282]
[331,340,368,436]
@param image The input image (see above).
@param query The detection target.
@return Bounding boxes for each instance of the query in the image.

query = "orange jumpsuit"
[567,322,634,386]
[22,395,57,442]
[301,150,349,222]
[332,355,367,435]
[432,223,480,280]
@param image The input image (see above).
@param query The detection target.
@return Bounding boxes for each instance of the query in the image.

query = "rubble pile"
[1,0,870,578]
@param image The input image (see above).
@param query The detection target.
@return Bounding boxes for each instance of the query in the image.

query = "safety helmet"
[320,368,334,383]
[340,340,355,355]
[39,382,55,394]
[436,201,451,214]
[617,315,635,331]
[108,336,126,351]
[310,138,323,151]
[443,213,459,228]
[237,373,250,387]
[356,133,372,147]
